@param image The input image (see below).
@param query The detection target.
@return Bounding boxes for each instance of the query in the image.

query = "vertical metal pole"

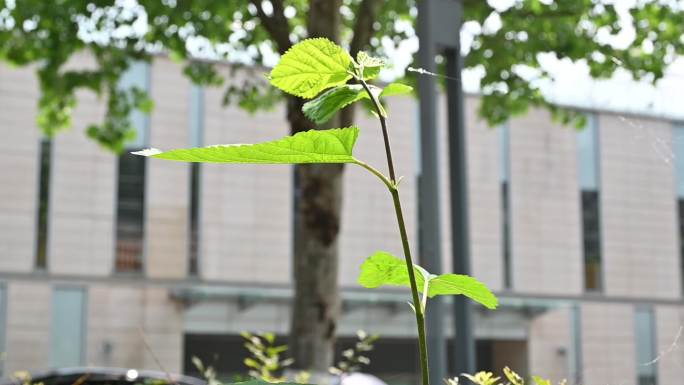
[445,23,476,376]
[417,1,446,382]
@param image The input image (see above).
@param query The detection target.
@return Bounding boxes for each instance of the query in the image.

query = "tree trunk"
[288,0,344,373]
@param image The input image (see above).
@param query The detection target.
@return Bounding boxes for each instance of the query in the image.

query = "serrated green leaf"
[301,82,398,124]
[134,127,359,164]
[428,274,498,309]
[356,51,384,80]
[357,251,498,310]
[302,85,366,124]
[269,38,353,99]
[357,251,428,291]
[380,82,413,97]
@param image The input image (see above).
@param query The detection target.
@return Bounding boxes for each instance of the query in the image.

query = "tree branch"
[340,0,380,127]
[250,0,292,54]
[349,0,381,56]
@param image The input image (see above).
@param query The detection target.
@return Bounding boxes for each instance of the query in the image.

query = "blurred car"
[0,367,207,385]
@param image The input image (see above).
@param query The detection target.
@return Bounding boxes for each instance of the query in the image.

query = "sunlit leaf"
[532,376,551,385]
[380,82,413,97]
[134,127,359,164]
[357,251,498,309]
[356,51,384,80]
[503,367,524,385]
[269,38,353,99]
[428,274,498,309]
[357,251,429,291]
[302,85,366,124]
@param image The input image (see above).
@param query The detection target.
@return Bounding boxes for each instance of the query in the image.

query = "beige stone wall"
[0,65,40,273]
[581,303,636,385]
[200,68,291,283]
[3,282,51,373]
[528,307,572,382]
[599,115,681,298]
[339,96,417,285]
[462,96,505,290]
[508,108,583,295]
[87,285,183,372]
[48,61,116,276]
[145,59,191,279]
[655,306,684,385]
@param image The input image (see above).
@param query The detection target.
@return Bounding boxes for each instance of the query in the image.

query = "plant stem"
[359,78,430,385]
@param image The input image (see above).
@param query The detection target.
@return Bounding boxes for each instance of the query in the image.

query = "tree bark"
[251,0,380,372]
[288,0,344,373]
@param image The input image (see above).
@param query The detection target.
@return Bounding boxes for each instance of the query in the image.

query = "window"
[577,114,602,291]
[115,61,150,273]
[500,123,512,288]
[50,287,87,368]
[0,284,6,378]
[188,85,203,276]
[35,137,52,269]
[673,124,684,295]
[634,307,657,385]
[115,153,147,272]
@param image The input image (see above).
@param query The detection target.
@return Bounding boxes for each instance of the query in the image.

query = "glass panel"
[674,125,684,295]
[500,124,512,288]
[577,115,599,191]
[673,125,684,198]
[114,61,150,274]
[634,308,657,385]
[50,287,86,368]
[581,190,602,290]
[188,85,203,276]
[35,138,52,269]
[578,114,603,291]
[189,163,201,276]
[119,61,150,149]
[115,153,146,273]
[0,284,6,378]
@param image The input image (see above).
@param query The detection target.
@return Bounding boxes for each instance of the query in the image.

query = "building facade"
[0,56,683,385]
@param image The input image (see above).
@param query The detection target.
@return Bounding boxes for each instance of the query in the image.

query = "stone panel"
[581,303,636,385]
[600,115,680,298]
[509,108,583,294]
[0,65,40,272]
[146,58,191,278]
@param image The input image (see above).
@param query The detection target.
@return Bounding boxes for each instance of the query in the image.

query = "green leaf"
[462,372,500,385]
[532,376,551,385]
[503,367,524,385]
[244,358,260,369]
[302,82,405,124]
[134,127,360,164]
[380,82,413,97]
[428,274,498,309]
[269,38,353,99]
[302,85,366,124]
[357,251,428,291]
[357,251,498,309]
[356,51,384,80]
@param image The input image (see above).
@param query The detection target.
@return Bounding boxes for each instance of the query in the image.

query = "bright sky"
[5,0,682,121]
[377,0,684,121]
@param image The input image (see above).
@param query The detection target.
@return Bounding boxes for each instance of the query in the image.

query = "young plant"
[329,330,378,376]
[136,38,498,385]
[456,367,565,385]
[241,332,295,383]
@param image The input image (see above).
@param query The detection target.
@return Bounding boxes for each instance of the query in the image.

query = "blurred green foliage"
[0,0,682,151]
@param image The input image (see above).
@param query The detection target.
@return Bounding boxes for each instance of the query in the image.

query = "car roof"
[0,367,207,385]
